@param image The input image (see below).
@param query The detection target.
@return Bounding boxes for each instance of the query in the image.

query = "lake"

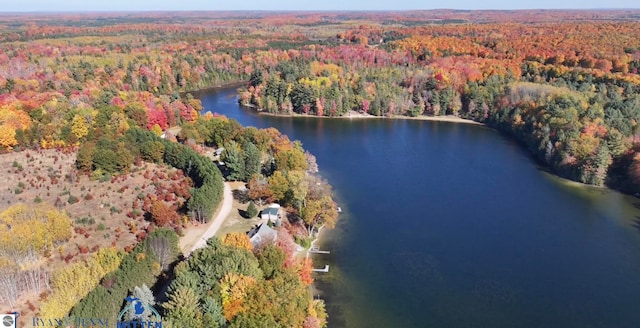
[197,86,640,328]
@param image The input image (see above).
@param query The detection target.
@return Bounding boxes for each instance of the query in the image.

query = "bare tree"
[147,237,172,271]
[22,267,48,296]
[305,151,319,174]
[0,266,20,308]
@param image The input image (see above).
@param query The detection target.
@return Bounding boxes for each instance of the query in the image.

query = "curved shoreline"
[183,81,248,97]
[242,103,486,126]
[189,81,484,126]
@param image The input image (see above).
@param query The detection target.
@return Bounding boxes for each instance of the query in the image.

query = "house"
[260,204,281,226]
[214,147,225,157]
[247,223,277,248]
[260,207,279,221]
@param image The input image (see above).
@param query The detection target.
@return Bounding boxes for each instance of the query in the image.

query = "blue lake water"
[198,86,640,328]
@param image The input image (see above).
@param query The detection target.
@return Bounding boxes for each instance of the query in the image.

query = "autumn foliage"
[39,247,123,319]
[0,204,72,258]
[222,232,254,251]
[5,8,640,323]
[149,200,179,227]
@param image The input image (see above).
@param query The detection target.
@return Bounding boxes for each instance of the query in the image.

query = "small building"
[260,207,278,221]
[214,147,225,157]
[247,223,278,248]
[260,204,281,226]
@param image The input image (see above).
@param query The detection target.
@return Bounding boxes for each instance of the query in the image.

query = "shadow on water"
[313,279,348,327]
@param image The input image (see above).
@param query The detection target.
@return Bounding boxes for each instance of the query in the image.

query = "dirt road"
[186,182,233,255]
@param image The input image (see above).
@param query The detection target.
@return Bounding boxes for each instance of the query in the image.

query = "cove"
[197,86,640,328]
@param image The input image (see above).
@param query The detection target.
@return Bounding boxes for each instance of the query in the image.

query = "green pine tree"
[247,201,258,218]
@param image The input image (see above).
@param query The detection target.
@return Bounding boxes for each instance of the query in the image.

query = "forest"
[1,10,640,188]
[2,9,640,327]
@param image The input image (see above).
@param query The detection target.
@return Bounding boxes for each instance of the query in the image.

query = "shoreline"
[307,224,327,298]
[242,104,485,126]
[184,80,248,97]
[189,82,485,127]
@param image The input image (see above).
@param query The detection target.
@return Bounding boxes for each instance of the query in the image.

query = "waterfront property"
[260,204,282,226]
[247,223,277,248]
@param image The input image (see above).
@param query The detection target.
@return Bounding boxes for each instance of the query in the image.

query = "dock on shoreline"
[312,265,330,273]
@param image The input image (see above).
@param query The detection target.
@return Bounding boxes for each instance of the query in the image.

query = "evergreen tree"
[222,140,245,181]
[124,284,156,321]
[243,141,261,180]
[256,245,285,279]
[163,287,203,327]
[246,201,258,218]
[188,186,215,223]
[202,297,225,328]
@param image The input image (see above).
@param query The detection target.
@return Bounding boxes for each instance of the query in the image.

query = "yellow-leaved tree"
[220,273,256,321]
[151,123,163,137]
[0,204,72,260]
[107,111,130,136]
[39,247,123,318]
[71,114,90,141]
[222,232,253,251]
[0,124,17,150]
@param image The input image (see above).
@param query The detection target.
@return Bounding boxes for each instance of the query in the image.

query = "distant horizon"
[3,8,640,11]
[3,0,640,12]
[2,8,640,15]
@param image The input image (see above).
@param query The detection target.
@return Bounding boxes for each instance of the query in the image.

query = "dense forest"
[1,10,640,189]
[237,19,640,188]
[2,9,640,326]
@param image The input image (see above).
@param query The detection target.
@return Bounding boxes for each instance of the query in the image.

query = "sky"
[3,0,640,12]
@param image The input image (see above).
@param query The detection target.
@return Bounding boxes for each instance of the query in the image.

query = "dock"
[312,265,330,273]
[309,246,330,254]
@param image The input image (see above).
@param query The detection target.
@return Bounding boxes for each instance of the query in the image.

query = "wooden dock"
[312,265,330,273]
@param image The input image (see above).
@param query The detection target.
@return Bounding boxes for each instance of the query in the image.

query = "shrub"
[97,172,111,183]
[68,195,79,204]
[294,236,313,249]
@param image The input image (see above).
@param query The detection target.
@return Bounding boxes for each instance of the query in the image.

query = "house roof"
[261,207,279,216]
[248,223,277,247]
